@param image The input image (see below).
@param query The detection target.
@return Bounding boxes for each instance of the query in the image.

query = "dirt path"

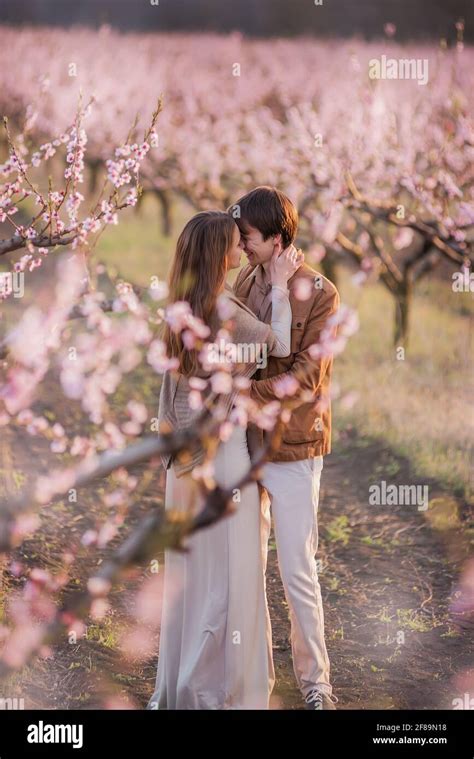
[268,438,472,710]
[1,423,472,710]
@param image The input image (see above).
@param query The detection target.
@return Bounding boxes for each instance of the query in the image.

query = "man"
[230,186,340,710]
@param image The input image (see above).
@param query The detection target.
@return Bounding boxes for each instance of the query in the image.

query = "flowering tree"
[0,90,358,697]
[0,23,472,703]
[2,26,471,344]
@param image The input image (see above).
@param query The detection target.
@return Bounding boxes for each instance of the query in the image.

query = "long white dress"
[146,284,290,710]
[147,425,275,709]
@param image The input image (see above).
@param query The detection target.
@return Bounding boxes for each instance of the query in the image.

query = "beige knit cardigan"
[157,284,276,476]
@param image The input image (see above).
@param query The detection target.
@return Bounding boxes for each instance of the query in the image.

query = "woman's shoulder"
[220,284,270,342]
[222,284,253,319]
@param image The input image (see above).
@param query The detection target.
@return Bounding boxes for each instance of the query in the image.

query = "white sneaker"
[304,689,339,710]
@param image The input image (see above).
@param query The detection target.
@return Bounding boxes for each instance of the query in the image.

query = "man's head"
[228,186,298,267]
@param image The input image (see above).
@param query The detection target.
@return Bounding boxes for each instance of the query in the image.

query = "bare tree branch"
[344,172,472,265]
[0,411,283,681]
[0,410,219,550]
[0,233,77,257]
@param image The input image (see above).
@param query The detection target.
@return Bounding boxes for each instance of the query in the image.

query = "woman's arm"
[267,244,303,357]
[224,246,302,371]
[269,284,292,357]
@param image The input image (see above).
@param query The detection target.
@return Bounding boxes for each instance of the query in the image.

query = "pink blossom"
[147,339,179,373]
[182,329,196,349]
[81,529,98,547]
[251,400,281,431]
[330,305,359,337]
[211,371,233,394]
[274,375,300,398]
[90,598,110,620]
[148,279,169,301]
[9,561,24,578]
[219,421,234,441]
[103,421,126,448]
[187,314,211,340]
[17,409,34,425]
[11,513,41,542]
[322,202,344,244]
[307,244,326,264]
[394,227,415,250]
[51,439,67,453]
[97,521,118,548]
[188,390,203,410]
[351,271,368,287]
[34,467,76,504]
[189,377,207,391]
[216,293,237,320]
[87,577,112,597]
[120,628,155,661]
[29,568,52,587]
[294,278,313,301]
[192,461,215,486]
[126,400,148,424]
[234,376,251,390]
[165,301,192,332]
[1,624,43,668]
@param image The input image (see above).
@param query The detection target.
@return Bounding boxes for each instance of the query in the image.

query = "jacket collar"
[254,264,272,295]
[253,262,309,294]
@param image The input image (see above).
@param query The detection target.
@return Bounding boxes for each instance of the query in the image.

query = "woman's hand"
[269,244,304,288]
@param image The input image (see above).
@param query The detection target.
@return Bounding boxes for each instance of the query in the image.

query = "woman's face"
[226,223,245,270]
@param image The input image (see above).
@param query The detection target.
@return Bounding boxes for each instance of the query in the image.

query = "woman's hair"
[164,210,236,376]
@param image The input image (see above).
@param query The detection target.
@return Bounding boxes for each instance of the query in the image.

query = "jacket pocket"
[290,314,307,354]
[282,431,324,444]
[281,406,324,444]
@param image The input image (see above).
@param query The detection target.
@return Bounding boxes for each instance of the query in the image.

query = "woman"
[147,211,300,710]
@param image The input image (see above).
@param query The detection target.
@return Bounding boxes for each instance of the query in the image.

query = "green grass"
[333,270,473,502]
[325,515,352,545]
[86,618,118,649]
[396,608,436,633]
[95,193,196,285]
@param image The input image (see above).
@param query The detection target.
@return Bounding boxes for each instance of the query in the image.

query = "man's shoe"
[304,689,338,710]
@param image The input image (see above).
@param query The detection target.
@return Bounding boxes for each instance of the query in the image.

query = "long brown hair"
[164,211,236,376]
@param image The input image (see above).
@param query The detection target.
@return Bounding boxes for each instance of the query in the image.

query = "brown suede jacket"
[233,262,340,462]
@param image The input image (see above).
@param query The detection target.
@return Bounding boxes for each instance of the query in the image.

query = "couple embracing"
[147,187,340,710]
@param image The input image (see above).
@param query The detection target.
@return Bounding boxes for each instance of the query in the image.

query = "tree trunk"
[155,189,172,237]
[87,159,102,195]
[320,249,338,288]
[394,279,412,348]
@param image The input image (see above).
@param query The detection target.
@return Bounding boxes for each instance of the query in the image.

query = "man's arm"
[250,286,340,407]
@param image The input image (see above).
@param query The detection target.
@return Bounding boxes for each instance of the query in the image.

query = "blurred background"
[0,0,472,711]
[0,0,473,41]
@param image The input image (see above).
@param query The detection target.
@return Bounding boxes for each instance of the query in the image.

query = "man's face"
[239,223,278,266]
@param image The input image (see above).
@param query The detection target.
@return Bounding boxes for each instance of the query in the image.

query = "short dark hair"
[228,186,298,248]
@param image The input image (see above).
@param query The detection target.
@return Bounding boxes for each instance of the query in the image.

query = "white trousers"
[260,456,332,698]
